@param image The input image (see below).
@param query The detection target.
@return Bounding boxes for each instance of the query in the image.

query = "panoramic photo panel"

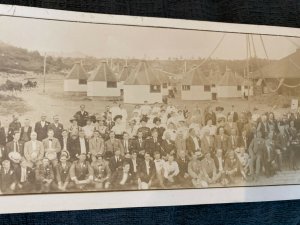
[0,10,299,198]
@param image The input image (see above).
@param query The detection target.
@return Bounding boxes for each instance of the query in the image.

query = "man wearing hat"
[34,114,50,142]
[0,160,17,194]
[35,157,55,192]
[55,151,72,192]
[74,104,89,127]
[42,129,62,166]
[69,153,93,190]
[24,132,45,167]
[91,153,111,190]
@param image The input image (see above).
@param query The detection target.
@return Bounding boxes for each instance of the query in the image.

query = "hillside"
[0,41,274,77]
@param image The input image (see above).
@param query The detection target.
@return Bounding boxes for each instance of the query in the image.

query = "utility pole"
[43,53,47,94]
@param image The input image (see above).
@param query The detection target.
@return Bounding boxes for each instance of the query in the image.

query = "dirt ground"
[0,74,296,127]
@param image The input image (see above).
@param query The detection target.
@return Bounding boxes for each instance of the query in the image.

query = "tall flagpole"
[43,53,47,94]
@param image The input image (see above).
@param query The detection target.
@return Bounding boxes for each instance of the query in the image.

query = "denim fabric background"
[0,1,300,224]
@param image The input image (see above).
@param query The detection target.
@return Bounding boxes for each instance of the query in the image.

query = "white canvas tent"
[64,62,89,92]
[181,66,212,100]
[123,61,162,104]
[87,61,120,97]
[217,67,244,98]
[118,65,131,93]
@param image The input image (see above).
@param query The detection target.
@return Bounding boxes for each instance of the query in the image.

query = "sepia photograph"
[0,5,300,212]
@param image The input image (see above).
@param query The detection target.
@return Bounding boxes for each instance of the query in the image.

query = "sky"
[0,16,299,60]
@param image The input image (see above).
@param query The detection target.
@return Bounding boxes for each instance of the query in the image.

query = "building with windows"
[216,67,244,98]
[123,61,163,104]
[155,69,171,96]
[87,61,120,97]
[181,66,212,100]
[64,62,89,92]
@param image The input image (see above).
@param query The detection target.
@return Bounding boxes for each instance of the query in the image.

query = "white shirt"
[163,161,179,178]
[62,137,68,150]
[154,159,164,172]
[20,167,27,182]
[79,138,87,154]
[217,156,223,172]
[192,136,200,150]
[32,140,37,151]
[41,121,46,127]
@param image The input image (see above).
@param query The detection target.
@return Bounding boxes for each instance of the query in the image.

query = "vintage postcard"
[0,4,300,213]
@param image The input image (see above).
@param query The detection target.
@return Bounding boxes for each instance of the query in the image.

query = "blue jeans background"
[0,0,300,224]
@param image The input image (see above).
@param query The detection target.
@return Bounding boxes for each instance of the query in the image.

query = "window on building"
[244,85,249,89]
[78,79,87,85]
[162,83,168,88]
[212,84,216,88]
[107,81,117,88]
[182,85,190,91]
[150,85,161,93]
[204,85,211,92]
[237,85,241,91]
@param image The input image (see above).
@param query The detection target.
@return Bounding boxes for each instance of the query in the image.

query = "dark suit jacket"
[213,155,225,173]
[145,138,162,155]
[20,126,32,142]
[75,111,89,127]
[161,140,176,156]
[55,162,72,183]
[5,141,25,158]
[109,156,124,173]
[177,157,189,177]
[110,168,133,189]
[137,160,155,183]
[104,120,115,132]
[48,123,64,141]
[34,121,50,141]
[237,135,251,150]
[0,168,17,193]
[0,127,6,146]
[15,166,35,184]
[132,139,147,152]
[68,138,89,161]
[186,136,201,156]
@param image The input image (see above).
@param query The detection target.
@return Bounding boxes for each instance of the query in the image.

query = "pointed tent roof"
[218,67,243,86]
[118,66,131,82]
[88,61,118,82]
[208,68,223,84]
[182,66,210,86]
[154,69,170,84]
[65,63,88,80]
[252,49,300,79]
[124,61,161,85]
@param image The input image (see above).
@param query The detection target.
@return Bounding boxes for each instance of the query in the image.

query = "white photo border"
[0,4,299,214]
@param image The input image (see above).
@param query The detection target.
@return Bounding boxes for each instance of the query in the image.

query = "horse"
[5,79,22,94]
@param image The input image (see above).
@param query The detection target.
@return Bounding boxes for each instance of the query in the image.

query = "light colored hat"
[45,151,57,161]
[8,152,22,163]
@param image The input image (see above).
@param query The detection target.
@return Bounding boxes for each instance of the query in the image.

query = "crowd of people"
[0,100,300,194]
